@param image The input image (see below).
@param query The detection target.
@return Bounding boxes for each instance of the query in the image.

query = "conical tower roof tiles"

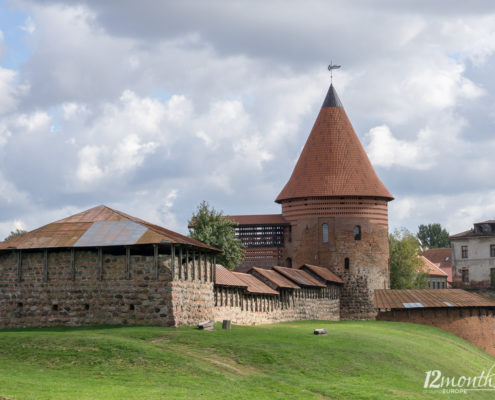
[276,84,393,203]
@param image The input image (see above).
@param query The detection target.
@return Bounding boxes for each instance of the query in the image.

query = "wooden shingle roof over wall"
[249,267,300,289]
[300,264,343,284]
[374,289,495,310]
[215,265,248,288]
[232,272,280,295]
[272,266,326,288]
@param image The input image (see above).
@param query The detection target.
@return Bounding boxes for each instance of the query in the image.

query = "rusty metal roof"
[299,264,343,284]
[272,266,326,287]
[232,272,279,295]
[249,267,300,289]
[0,205,221,252]
[189,214,289,228]
[374,289,495,310]
[215,264,248,288]
[420,256,448,277]
[225,214,289,226]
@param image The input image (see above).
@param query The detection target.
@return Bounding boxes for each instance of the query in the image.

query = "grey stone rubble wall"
[0,247,216,328]
[213,285,340,325]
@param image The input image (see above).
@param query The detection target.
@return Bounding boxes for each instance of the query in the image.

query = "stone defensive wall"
[212,264,342,325]
[0,245,216,328]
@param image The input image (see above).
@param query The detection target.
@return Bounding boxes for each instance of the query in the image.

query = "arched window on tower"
[286,257,292,268]
[344,257,350,270]
[354,225,361,241]
[322,223,328,243]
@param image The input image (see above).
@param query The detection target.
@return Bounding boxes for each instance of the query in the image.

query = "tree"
[4,228,27,242]
[189,201,244,270]
[417,223,450,249]
[389,228,429,289]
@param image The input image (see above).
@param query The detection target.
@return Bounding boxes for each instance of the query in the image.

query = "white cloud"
[0,67,27,115]
[76,145,104,182]
[390,191,495,236]
[366,125,436,170]
[20,16,36,34]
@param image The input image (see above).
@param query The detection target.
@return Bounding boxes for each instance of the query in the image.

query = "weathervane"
[328,62,341,84]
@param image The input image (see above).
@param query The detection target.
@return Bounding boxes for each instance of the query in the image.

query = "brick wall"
[281,198,389,320]
[0,246,216,328]
[377,308,495,357]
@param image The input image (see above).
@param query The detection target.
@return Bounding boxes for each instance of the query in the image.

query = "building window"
[442,282,446,288]
[322,223,328,243]
[286,257,292,268]
[354,226,361,241]
[344,257,350,270]
[491,244,495,257]
[461,246,468,259]
[462,269,469,283]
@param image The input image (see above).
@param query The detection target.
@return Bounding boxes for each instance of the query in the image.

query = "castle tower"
[276,83,394,319]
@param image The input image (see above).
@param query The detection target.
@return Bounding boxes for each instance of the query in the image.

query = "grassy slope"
[0,321,493,400]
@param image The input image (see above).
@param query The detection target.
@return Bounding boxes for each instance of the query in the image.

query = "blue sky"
[1,0,495,240]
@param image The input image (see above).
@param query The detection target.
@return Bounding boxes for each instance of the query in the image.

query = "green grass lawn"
[0,320,493,399]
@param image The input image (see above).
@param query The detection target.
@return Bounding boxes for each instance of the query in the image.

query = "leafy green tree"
[4,228,27,241]
[189,201,244,270]
[389,228,429,289]
[417,223,450,249]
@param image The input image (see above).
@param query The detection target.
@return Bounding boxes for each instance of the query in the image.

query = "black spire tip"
[322,84,343,108]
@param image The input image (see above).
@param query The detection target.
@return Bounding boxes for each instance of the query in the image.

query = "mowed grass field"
[0,320,493,399]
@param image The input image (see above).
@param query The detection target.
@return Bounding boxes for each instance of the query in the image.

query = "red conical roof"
[276,84,393,203]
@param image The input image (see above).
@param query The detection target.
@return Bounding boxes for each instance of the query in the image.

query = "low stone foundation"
[377,308,495,357]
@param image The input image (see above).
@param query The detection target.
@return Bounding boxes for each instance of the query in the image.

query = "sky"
[1,0,495,240]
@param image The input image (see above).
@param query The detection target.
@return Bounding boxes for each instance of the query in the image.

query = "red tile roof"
[232,272,279,295]
[215,265,248,288]
[420,256,448,277]
[272,266,326,287]
[299,264,343,284]
[225,214,289,226]
[0,205,220,252]
[276,84,393,203]
[374,289,495,309]
[249,267,300,289]
[421,248,453,282]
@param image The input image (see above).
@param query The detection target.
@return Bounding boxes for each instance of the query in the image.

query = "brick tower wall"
[281,197,390,319]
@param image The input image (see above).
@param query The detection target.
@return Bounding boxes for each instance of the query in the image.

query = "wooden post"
[213,254,216,283]
[126,247,131,280]
[98,247,103,280]
[71,248,76,281]
[222,320,231,330]
[153,244,159,280]
[192,250,196,281]
[185,249,189,280]
[179,246,183,280]
[204,252,207,281]
[171,244,175,280]
[17,250,22,282]
[43,249,48,282]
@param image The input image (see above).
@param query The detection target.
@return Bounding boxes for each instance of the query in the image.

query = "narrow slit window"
[354,226,361,241]
[344,257,350,270]
[322,223,329,243]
